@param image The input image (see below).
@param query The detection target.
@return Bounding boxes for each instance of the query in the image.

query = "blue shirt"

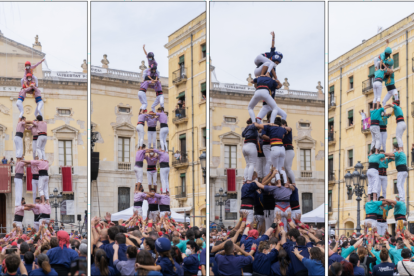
[242,124,258,141]
[215,254,253,276]
[199,247,206,266]
[394,151,407,167]
[379,158,393,169]
[393,104,404,118]
[385,72,395,86]
[240,235,269,252]
[29,268,58,276]
[366,200,383,214]
[282,242,311,274]
[91,265,116,276]
[1,159,7,164]
[372,262,395,276]
[290,186,299,207]
[302,258,325,276]
[374,69,385,80]
[255,76,278,92]
[371,108,385,121]
[369,154,385,165]
[46,245,79,269]
[264,47,277,58]
[328,252,345,266]
[183,254,199,275]
[241,182,259,200]
[252,249,279,275]
[156,256,178,276]
[379,115,390,126]
[271,261,289,276]
[263,125,287,147]
[394,201,406,216]
[354,265,366,276]
[174,261,184,276]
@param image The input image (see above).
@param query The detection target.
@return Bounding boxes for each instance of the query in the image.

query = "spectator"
[46,231,79,276]
[4,254,28,276]
[372,248,394,276]
[2,156,7,164]
[30,253,58,276]
[113,244,137,275]
[174,150,181,161]
[92,249,116,276]
[349,253,365,276]
[397,248,414,275]
[10,157,15,173]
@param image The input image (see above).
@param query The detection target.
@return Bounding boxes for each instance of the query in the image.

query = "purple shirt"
[134,192,147,204]
[147,196,158,205]
[264,185,292,209]
[153,149,169,163]
[138,114,148,123]
[145,155,159,166]
[145,115,158,128]
[156,112,168,124]
[16,121,26,133]
[135,150,146,162]
[147,57,158,69]
[154,193,170,206]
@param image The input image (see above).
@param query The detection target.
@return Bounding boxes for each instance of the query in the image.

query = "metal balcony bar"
[329,96,336,107]
[172,153,188,166]
[175,186,186,198]
[362,79,373,94]
[172,68,187,84]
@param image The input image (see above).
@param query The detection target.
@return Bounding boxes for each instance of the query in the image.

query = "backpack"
[358,256,369,276]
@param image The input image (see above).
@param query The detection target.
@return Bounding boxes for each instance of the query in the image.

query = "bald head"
[100,228,108,241]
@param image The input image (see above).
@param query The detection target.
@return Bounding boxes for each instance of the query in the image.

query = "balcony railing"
[328,170,335,182]
[301,171,312,178]
[328,131,335,144]
[175,186,186,198]
[118,162,131,171]
[329,96,336,109]
[173,108,187,124]
[172,68,187,84]
[172,153,189,167]
[361,119,371,134]
[362,79,373,95]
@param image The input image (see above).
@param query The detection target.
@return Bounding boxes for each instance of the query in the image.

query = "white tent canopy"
[111,201,186,223]
[301,204,325,223]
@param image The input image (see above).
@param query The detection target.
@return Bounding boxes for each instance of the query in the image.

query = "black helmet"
[147,52,154,58]
[151,65,157,71]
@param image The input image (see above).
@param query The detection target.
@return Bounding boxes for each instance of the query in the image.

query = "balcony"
[118,162,131,171]
[175,186,186,199]
[328,131,335,146]
[172,108,188,124]
[361,119,371,135]
[59,167,74,174]
[172,68,187,85]
[328,170,335,183]
[301,171,312,178]
[362,79,373,95]
[328,96,336,111]
[172,153,189,168]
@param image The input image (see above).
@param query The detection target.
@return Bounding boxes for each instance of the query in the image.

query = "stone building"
[0,32,88,232]
[328,14,414,236]
[209,61,325,228]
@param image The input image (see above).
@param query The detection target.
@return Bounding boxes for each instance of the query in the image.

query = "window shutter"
[349,150,353,158]
[328,190,332,194]
[203,128,206,137]
[329,85,334,92]
[179,134,186,140]
[393,53,399,68]
[180,173,186,178]
[328,117,334,123]
[328,155,333,160]
[349,77,353,83]
[176,91,185,99]
[179,55,184,64]
[368,144,371,154]
[369,66,375,77]
[201,82,206,92]
[348,110,353,118]
[202,44,206,52]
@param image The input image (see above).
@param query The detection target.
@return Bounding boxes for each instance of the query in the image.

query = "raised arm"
[270,31,275,49]
[143,45,148,56]
[254,122,265,130]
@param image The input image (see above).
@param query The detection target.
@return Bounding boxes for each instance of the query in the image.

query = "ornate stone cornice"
[164,19,206,51]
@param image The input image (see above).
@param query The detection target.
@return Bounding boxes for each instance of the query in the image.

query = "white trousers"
[271,146,285,178]
[32,179,39,203]
[256,103,287,122]
[248,89,278,124]
[160,211,169,219]
[397,171,408,201]
[134,166,144,183]
[32,140,37,159]
[147,170,158,186]
[367,169,379,195]
[151,95,164,112]
[33,222,40,231]
[275,207,291,232]
[13,222,23,229]
[14,178,23,207]
[370,125,381,150]
[147,131,157,148]
[149,211,160,221]
[39,218,50,226]
[36,136,47,160]
[254,55,275,76]
[160,167,170,192]
[136,124,145,147]
[16,99,24,118]
[14,136,23,158]
[159,127,169,151]
[377,222,387,236]
[242,143,257,182]
[133,207,143,216]
[365,219,377,229]
[264,210,275,230]
[396,122,407,148]
[241,209,254,223]
[378,176,388,199]
[255,157,266,178]
[284,150,295,183]
[382,88,398,106]
[380,132,387,152]
[38,176,49,199]
[35,100,44,117]
[138,91,147,110]
[373,81,382,103]
[262,145,272,177]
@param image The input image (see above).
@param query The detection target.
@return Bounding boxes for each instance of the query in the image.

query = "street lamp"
[91,131,99,152]
[215,188,227,229]
[199,151,206,183]
[345,161,366,236]
[49,188,63,232]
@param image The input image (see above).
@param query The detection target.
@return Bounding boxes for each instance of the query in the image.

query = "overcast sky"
[210,2,324,92]
[91,2,205,75]
[329,3,414,62]
[0,2,87,72]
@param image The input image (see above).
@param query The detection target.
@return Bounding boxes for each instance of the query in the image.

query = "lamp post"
[215,188,227,230]
[199,151,206,183]
[49,188,63,232]
[91,131,99,152]
[345,161,367,236]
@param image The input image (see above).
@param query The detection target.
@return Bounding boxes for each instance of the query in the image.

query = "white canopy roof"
[301,204,325,223]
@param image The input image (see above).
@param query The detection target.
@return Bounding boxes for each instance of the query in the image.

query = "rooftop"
[91,66,168,85]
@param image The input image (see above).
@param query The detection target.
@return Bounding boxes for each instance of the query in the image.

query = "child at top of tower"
[21,58,45,87]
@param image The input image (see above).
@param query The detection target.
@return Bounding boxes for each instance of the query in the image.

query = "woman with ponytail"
[136,237,178,276]
[91,249,115,276]
[372,248,394,276]
[134,250,163,276]
[170,246,184,276]
[271,248,289,276]
[30,253,58,276]
[253,240,280,276]
[292,246,325,276]
[328,262,343,276]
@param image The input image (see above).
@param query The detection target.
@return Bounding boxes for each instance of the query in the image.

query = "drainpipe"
[191,33,195,227]
[406,30,410,225]
[337,67,343,233]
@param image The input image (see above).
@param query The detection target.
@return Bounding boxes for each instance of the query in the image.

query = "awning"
[328,220,337,225]
[171,207,192,212]
[176,92,185,99]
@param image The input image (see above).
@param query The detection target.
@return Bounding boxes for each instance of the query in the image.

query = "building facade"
[164,12,207,226]
[0,32,88,232]
[209,62,325,228]
[328,14,414,236]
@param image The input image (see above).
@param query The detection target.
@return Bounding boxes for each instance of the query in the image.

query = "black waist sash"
[148,204,159,211]
[386,84,396,91]
[365,213,377,220]
[241,198,254,209]
[395,214,406,221]
[39,214,50,219]
[148,127,156,132]
[38,132,46,136]
[32,174,39,180]
[159,205,170,212]
[160,162,169,168]
[377,214,387,223]
[284,144,293,150]
[396,116,404,123]
[371,120,380,126]
[34,213,40,222]
[244,138,257,144]
[147,165,157,171]
[14,214,23,222]
[160,123,168,128]
[380,126,387,132]
[33,135,39,141]
[15,173,23,179]
[134,201,143,207]
[39,170,48,176]
[16,132,23,138]
[290,201,300,210]
[379,168,387,176]
[397,165,408,172]
[135,161,144,167]
[368,163,379,170]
